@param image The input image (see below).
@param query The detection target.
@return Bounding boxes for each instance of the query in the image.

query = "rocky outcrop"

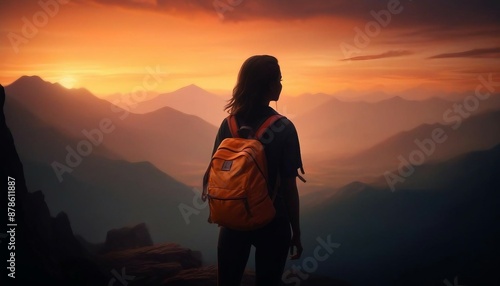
[99,242,259,286]
[103,222,154,253]
[1,84,107,285]
[101,243,202,285]
[98,231,346,286]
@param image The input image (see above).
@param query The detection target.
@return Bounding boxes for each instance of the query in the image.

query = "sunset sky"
[1,0,499,98]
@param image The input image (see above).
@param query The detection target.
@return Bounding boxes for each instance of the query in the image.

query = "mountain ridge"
[5,75,217,186]
[300,143,500,285]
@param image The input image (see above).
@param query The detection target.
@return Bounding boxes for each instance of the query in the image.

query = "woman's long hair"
[225,55,281,118]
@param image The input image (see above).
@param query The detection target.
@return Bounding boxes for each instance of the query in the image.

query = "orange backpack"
[202,114,284,230]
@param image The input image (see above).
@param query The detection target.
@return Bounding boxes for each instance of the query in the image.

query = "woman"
[211,55,304,285]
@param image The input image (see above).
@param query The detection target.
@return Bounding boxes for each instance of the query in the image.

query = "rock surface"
[1,84,107,285]
[103,222,154,253]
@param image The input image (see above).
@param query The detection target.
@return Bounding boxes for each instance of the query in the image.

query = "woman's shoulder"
[271,110,296,129]
[226,107,298,136]
[266,113,299,141]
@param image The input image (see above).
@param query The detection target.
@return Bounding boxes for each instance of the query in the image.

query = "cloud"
[341,50,413,61]
[67,0,500,44]
[428,47,500,59]
[77,0,500,28]
[80,0,213,14]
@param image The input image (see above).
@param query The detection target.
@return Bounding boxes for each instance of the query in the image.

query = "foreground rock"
[1,84,107,285]
[103,222,154,253]
[99,242,256,286]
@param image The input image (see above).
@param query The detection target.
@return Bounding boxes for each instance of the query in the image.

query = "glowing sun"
[59,76,77,89]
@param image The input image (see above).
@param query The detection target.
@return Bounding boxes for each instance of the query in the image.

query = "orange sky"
[1,0,499,98]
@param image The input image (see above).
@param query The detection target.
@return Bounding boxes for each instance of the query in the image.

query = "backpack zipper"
[207,194,253,217]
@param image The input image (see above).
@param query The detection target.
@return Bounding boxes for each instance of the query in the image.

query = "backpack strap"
[228,114,285,139]
[255,114,284,140]
[202,162,210,202]
[227,115,239,138]
[256,114,284,200]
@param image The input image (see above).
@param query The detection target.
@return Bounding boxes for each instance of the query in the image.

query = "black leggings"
[217,216,291,286]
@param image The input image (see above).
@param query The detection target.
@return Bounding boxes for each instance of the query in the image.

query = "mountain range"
[298,144,500,285]
[5,76,216,186]
[308,109,500,187]
[4,77,220,262]
[3,75,500,285]
[293,95,500,157]
[129,84,229,126]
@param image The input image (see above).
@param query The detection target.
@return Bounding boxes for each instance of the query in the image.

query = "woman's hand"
[289,234,303,260]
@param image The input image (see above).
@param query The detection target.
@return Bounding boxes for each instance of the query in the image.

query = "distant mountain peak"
[8,75,70,94]
[10,75,71,92]
[386,95,405,101]
[153,84,220,101]
[12,75,46,86]
[175,84,206,93]
[10,75,90,94]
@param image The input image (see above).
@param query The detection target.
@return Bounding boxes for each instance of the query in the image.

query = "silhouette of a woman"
[211,55,304,285]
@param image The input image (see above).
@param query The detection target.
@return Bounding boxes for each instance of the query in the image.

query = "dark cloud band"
[341,50,413,61]
[428,47,500,59]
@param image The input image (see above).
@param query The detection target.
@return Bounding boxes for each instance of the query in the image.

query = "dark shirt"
[211,106,303,219]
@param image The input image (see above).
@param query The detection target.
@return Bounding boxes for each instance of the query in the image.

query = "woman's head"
[225,55,282,116]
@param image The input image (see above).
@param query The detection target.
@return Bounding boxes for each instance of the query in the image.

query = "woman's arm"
[283,176,303,260]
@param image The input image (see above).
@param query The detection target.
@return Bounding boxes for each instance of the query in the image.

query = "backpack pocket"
[207,187,252,228]
[207,186,275,231]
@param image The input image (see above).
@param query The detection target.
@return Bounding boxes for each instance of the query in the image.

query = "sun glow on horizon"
[1,1,499,99]
[58,75,77,89]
